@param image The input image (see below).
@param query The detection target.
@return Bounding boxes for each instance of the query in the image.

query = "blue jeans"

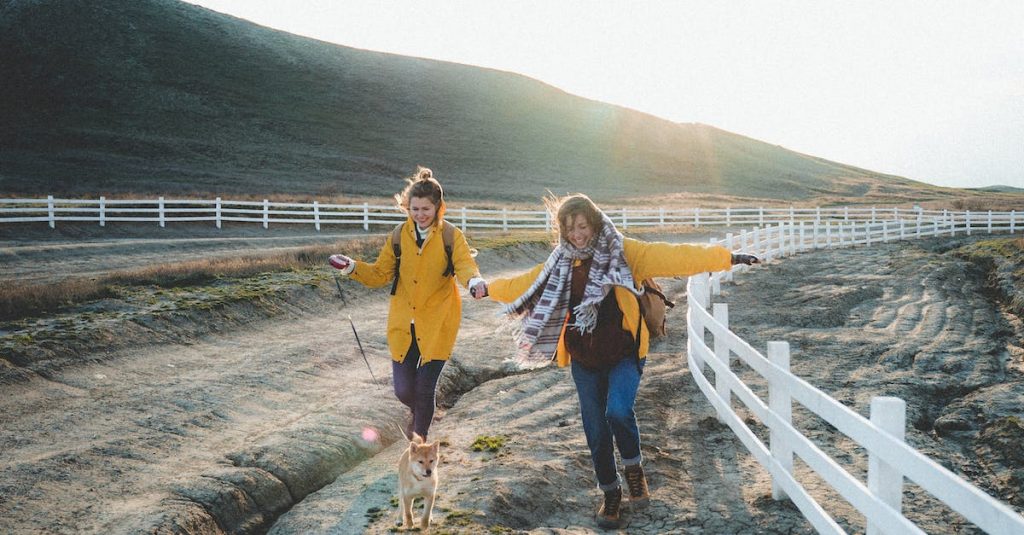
[571,357,645,490]
[392,325,445,439]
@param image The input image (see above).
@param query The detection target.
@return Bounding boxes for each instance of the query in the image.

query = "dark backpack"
[637,279,675,338]
[389,221,457,295]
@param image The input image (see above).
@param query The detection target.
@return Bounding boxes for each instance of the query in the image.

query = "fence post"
[263,199,269,229]
[215,197,222,229]
[759,207,764,227]
[659,207,666,227]
[461,206,468,232]
[544,210,550,232]
[789,206,795,227]
[708,238,722,294]
[623,207,629,229]
[99,196,106,227]
[362,202,369,231]
[713,303,730,422]
[725,233,735,282]
[1012,210,1016,234]
[844,206,849,222]
[871,206,877,224]
[47,195,55,228]
[882,220,888,243]
[867,396,907,535]
[798,222,805,252]
[916,208,922,238]
[502,207,509,232]
[768,341,794,501]
[159,196,166,228]
[313,201,320,232]
[900,219,905,240]
[826,221,832,249]
[966,210,972,236]
[987,210,993,233]
[725,207,730,227]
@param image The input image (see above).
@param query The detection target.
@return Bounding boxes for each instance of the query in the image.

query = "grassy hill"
[0,0,1011,206]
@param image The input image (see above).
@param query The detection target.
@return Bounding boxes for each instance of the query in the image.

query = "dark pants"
[392,325,445,439]
[571,357,645,490]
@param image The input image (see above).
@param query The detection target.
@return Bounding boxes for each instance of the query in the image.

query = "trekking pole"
[333,273,348,305]
[348,314,382,389]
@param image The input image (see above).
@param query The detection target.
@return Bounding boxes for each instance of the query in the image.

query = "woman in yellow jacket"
[476,194,758,528]
[330,167,486,439]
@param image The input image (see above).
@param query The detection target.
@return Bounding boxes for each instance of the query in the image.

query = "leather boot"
[624,464,650,506]
[596,487,623,529]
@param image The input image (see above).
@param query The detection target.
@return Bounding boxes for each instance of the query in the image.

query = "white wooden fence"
[0,196,1019,235]
[688,220,1024,534]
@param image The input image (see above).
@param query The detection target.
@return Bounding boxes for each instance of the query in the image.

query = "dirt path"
[0,229,373,285]
[2,233,1021,534]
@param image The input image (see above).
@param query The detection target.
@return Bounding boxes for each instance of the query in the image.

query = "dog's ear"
[409,441,419,453]
[429,442,439,454]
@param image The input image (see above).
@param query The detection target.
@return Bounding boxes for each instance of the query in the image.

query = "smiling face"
[409,196,438,228]
[565,213,595,249]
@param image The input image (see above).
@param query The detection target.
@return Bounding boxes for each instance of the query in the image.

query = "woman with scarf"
[475,194,758,528]
[329,167,486,439]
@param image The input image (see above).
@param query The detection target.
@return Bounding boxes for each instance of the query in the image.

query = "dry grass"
[0,238,384,322]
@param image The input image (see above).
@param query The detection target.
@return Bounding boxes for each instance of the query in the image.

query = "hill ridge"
[0,0,990,205]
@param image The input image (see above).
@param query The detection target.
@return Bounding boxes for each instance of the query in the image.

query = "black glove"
[731,253,760,266]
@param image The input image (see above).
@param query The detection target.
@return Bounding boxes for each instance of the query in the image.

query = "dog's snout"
[425,469,432,476]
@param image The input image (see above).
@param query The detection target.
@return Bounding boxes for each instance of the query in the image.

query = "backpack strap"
[441,221,456,278]
[642,282,675,308]
[390,221,457,296]
[389,223,404,296]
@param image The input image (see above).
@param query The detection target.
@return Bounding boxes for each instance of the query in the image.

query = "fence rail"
[688,220,1024,534]
[0,196,1019,235]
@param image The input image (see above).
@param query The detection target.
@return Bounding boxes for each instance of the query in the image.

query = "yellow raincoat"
[349,216,481,364]
[487,238,732,367]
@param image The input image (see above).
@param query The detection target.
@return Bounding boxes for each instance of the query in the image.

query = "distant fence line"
[0,196,1019,235]
[688,222,1024,534]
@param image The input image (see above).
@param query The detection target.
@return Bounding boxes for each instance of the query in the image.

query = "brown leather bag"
[638,279,675,338]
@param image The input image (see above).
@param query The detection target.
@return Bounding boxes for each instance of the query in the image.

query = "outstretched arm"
[624,238,733,281]
[481,263,546,304]
[332,236,397,289]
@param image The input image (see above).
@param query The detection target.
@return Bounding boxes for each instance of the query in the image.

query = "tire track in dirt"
[724,237,1024,533]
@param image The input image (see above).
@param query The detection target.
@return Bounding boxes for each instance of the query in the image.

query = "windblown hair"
[394,166,445,220]
[545,193,604,244]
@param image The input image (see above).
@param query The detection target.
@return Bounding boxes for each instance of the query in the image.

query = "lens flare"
[361,427,379,443]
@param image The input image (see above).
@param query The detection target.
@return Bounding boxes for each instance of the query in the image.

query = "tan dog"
[398,432,439,531]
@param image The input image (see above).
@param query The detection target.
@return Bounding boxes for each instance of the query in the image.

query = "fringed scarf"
[503,212,641,367]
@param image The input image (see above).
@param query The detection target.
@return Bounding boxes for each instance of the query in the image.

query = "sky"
[183,0,1024,190]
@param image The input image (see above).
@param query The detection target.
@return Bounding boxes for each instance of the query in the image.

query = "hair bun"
[416,167,433,180]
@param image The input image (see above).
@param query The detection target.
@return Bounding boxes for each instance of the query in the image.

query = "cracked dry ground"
[3,235,1023,534]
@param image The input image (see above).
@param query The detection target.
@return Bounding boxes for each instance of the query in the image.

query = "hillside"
[0,0,989,204]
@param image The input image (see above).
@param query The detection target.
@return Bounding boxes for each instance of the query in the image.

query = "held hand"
[731,253,760,266]
[470,281,489,299]
[328,254,353,270]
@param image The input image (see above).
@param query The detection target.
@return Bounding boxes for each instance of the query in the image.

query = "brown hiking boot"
[596,487,623,529]
[624,464,650,506]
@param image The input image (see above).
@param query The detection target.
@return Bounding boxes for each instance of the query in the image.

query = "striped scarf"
[503,212,641,367]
